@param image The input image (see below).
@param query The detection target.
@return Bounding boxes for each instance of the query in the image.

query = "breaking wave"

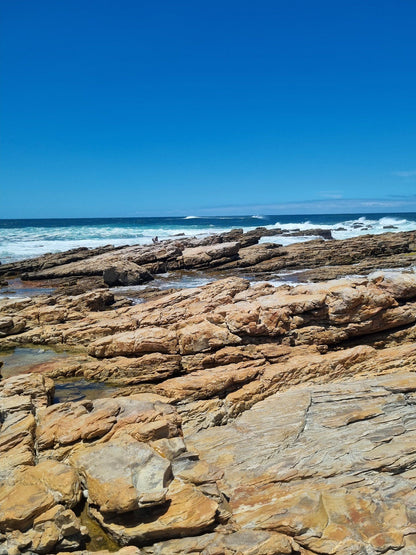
[1,213,415,263]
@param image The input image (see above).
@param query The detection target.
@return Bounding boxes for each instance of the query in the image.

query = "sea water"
[1,213,416,264]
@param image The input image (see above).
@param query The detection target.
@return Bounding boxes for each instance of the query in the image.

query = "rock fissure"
[292,394,313,444]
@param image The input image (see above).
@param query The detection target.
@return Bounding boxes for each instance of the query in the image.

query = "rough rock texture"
[184,371,416,554]
[102,262,154,287]
[2,228,416,287]
[5,370,414,554]
[3,272,416,430]
[57,549,140,555]
[0,374,54,481]
[0,461,81,530]
[3,230,416,553]
[90,478,219,545]
[70,437,171,513]
[0,375,222,554]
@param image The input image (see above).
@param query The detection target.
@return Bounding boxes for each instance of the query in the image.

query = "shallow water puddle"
[0,278,55,299]
[0,346,69,379]
[112,270,215,301]
[53,378,119,403]
[0,347,119,403]
[79,503,120,552]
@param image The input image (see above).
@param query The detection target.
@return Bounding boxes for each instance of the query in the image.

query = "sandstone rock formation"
[2,273,416,422]
[2,231,416,553]
[0,375,223,554]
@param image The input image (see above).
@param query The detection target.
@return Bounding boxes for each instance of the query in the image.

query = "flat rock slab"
[187,371,416,554]
[141,530,297,554]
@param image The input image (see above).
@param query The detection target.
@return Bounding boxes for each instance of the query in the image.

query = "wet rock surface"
[2,229,416,553]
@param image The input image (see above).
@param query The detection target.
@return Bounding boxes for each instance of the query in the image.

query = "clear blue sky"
[1,0,416,218]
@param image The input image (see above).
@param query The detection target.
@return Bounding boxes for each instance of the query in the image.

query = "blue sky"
[1,0,416,218]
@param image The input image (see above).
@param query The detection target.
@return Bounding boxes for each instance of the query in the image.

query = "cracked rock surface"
[3,231,416,553]
[0,375,224,554]
[184,372,416,554]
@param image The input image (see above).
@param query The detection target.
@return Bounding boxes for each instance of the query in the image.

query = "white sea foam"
[251,278,308,288]
[331,216,416,240]
[262,216,416,242]
[1,215,415,263]
[0,223,234,263]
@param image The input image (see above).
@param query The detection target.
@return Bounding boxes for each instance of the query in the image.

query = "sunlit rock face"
[0,374,224,553]
[2,231,416,553]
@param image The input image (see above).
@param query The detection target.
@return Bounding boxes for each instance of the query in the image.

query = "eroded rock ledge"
[2,271,416,430]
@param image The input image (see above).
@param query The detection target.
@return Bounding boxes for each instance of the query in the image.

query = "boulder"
[90,478,218,544]
[0,461,81,532]
[103,262,153,286]
[71,436,172,513]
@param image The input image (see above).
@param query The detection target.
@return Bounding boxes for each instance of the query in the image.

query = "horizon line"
[1,209,416,221]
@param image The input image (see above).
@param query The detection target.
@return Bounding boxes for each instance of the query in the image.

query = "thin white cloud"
[360,200,400,207]
[389,193,416,200]
[195,196,416,216]
[318,191,343,199]
[392,170,416,178]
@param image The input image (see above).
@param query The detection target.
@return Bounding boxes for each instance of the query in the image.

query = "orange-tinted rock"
[71,436,172,513]
[177,320,241,354]
[36,396,181,451]
[91,478,219,544]
[88,327,178,358]
[0,373,54,408]
[36,399,119,449]
[4,235,416,553]
[156,360,264,402]
[187,371,416,554]
[0,461,80,532]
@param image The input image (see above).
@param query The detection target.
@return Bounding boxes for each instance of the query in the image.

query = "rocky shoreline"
[2,227,416,554]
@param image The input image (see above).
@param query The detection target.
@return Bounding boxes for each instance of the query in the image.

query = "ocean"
[1,213,416,264]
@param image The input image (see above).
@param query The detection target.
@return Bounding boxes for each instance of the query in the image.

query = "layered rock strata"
[153,371,416,554]
[2,273,416,432]
[2,232,416,553]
